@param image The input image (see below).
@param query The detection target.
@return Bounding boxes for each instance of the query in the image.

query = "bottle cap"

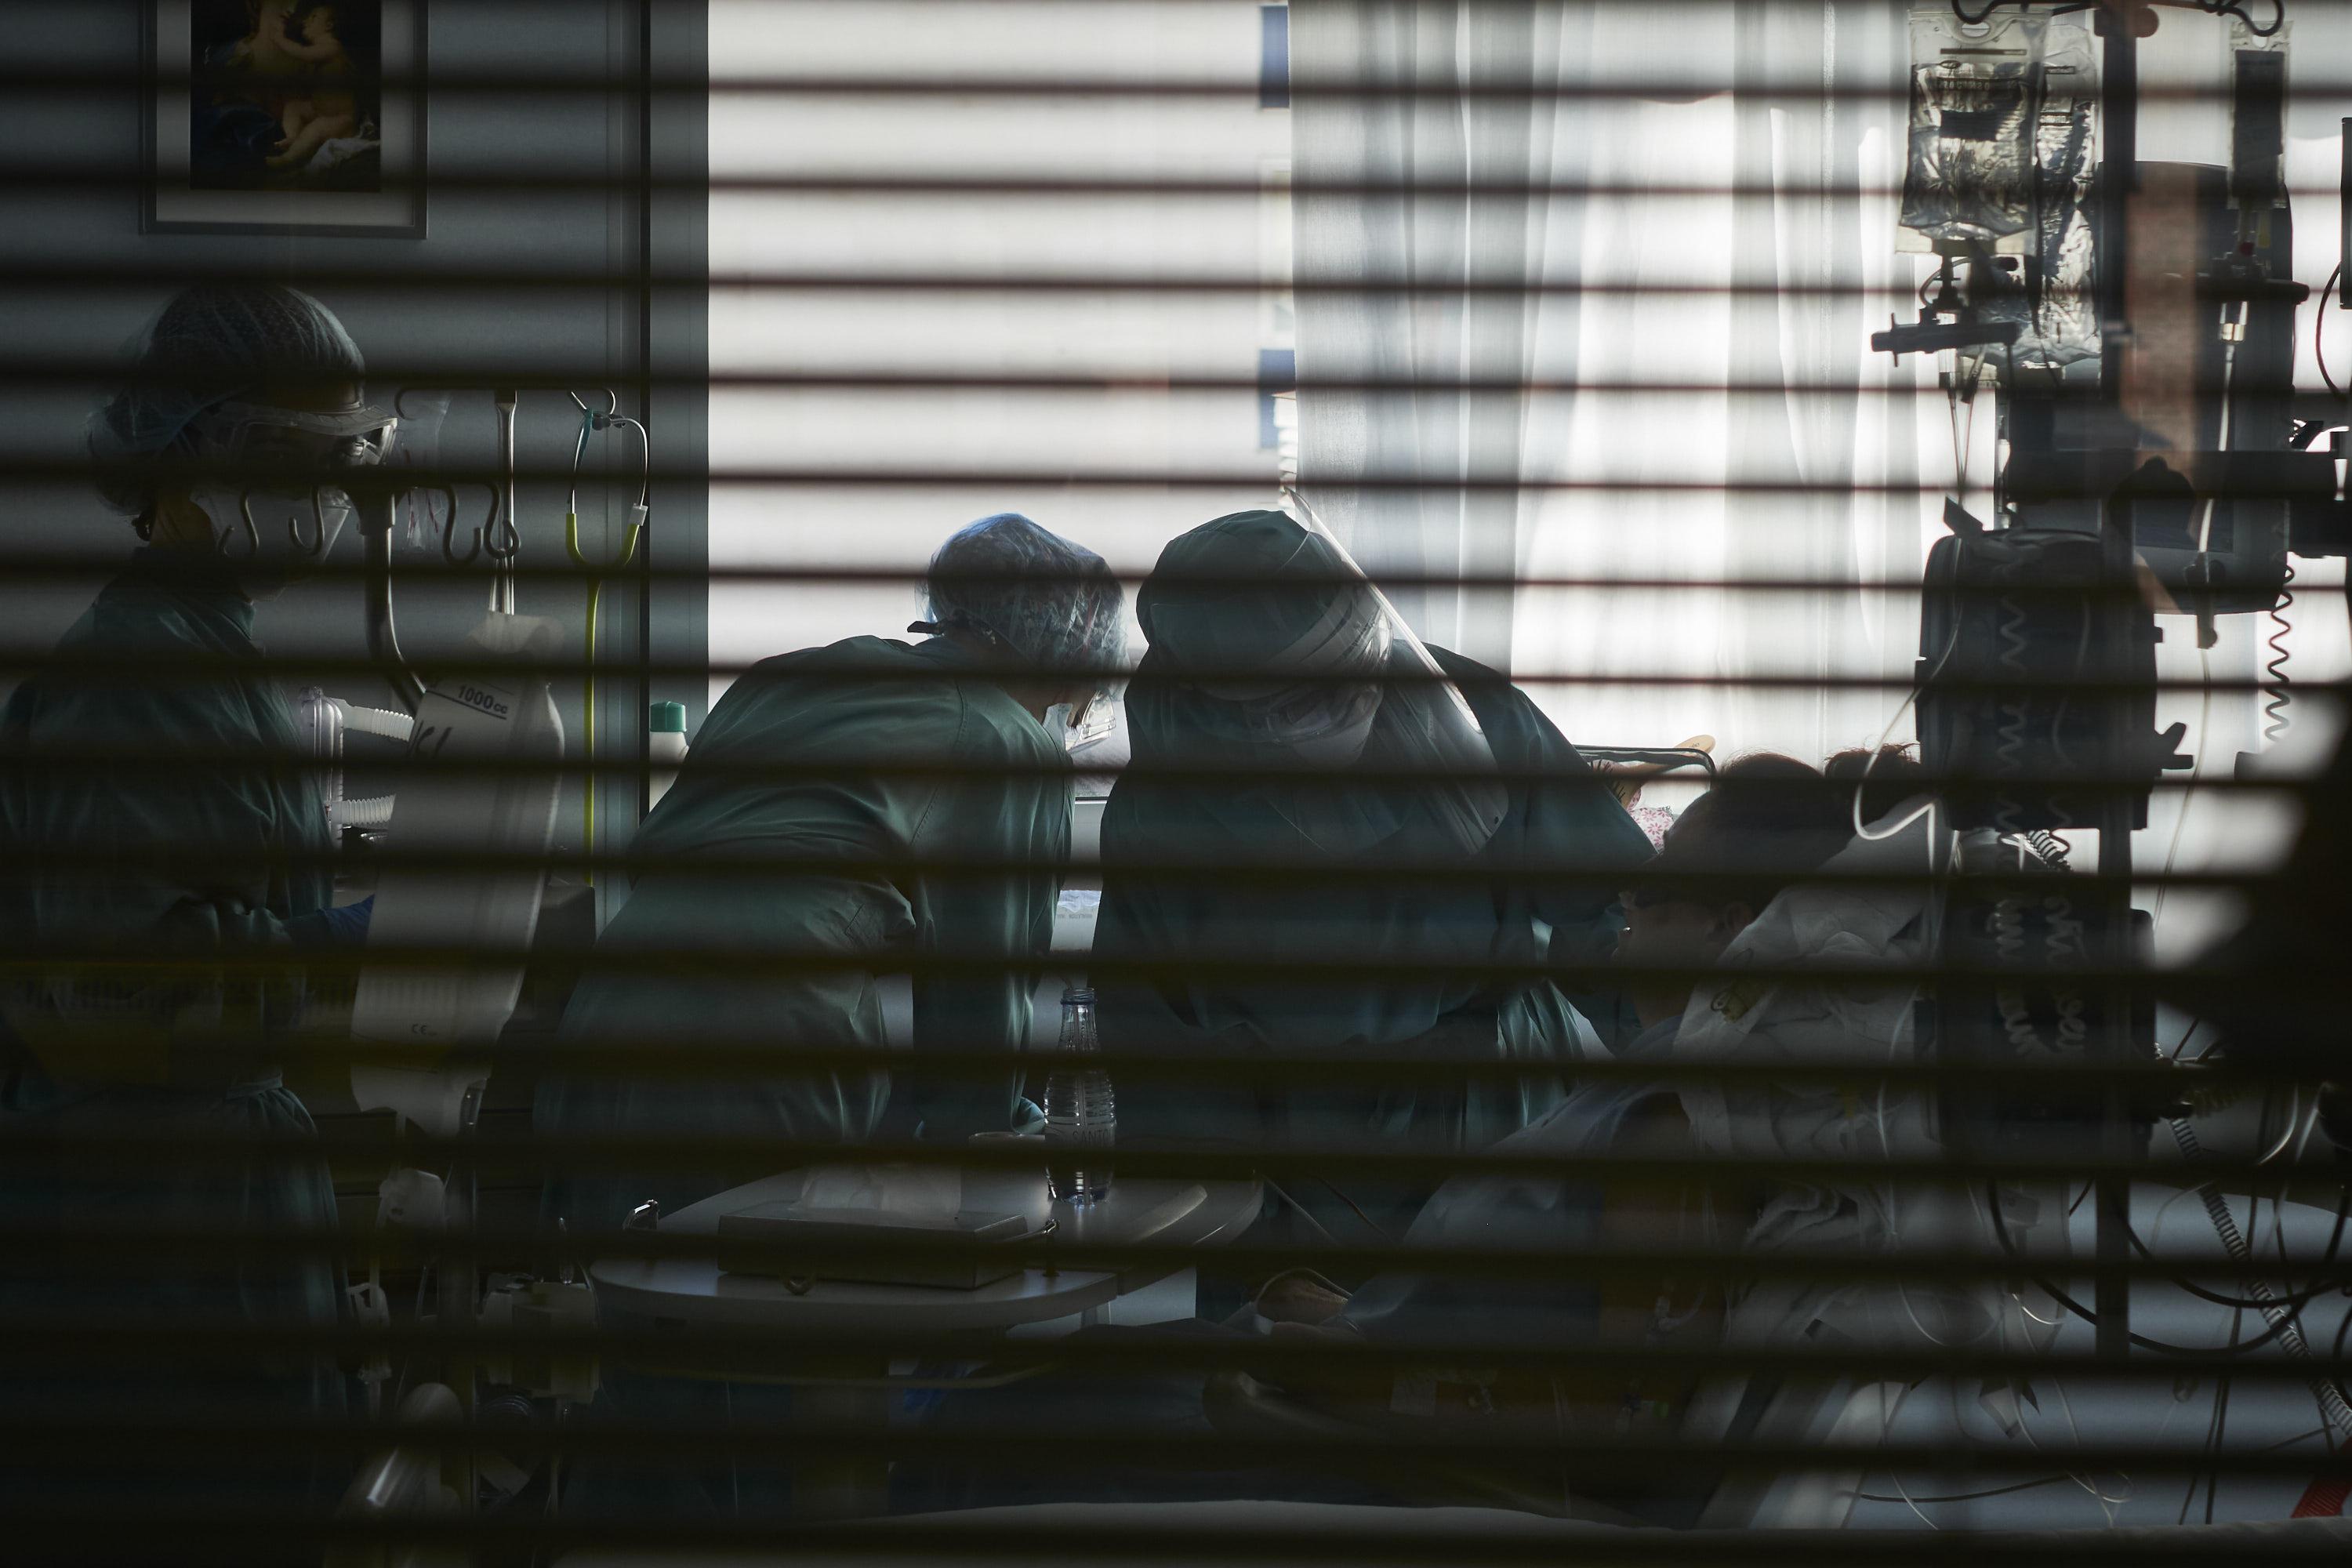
[649,701,688,734]
[1062,987,1096,1007]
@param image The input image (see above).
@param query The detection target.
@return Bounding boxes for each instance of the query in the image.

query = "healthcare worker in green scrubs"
[535,511,1127,1234]
[535,512,1122,1523]
[0,284,391,1544]
[1094,507,1652,1244]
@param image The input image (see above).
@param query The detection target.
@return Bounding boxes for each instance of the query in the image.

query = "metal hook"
[220,490,263,561]
[441,484,489,566]
[485,389,523,572]
[295,485,334,557]
[484,499,521,561]
[469,459,510,563]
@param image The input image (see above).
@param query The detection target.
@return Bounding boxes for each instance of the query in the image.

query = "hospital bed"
[540,1505,2351,1567]
[342,1187,2349,1566]
[1193,1185,2352,1534]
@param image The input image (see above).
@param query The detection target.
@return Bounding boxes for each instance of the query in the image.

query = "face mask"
[1207,676,1384,768]
[1282,697,1381,768]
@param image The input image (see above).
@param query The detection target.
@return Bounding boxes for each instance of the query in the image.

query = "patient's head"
[1615,753,1856,1027]
[1824,742,1929,828]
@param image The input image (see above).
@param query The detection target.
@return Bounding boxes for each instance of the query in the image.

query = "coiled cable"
[2263,556,2296,747]
[2169,1114,2352,1446]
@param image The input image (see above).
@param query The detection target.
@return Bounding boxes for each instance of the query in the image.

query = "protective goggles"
[190,397,399,478]
[184,397,399,567]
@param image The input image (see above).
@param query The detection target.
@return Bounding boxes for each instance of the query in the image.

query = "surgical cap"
[923,513,1127,684]
[88,283,367,514]
[1134,510,1384,677]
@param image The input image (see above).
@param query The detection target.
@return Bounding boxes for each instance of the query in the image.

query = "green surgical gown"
[1094,645,1653,1239]
[0,549,348,1530]
[535,634,1069,1232]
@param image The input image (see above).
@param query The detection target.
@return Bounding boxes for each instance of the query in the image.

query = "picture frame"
[143,0,427,237]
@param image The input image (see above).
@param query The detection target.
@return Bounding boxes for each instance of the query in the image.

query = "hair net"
[88,283,368,516]
[921,513,1127,688]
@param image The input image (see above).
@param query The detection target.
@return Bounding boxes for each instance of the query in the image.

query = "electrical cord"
[2123,1225,2350,1316]
[2252,1084,2305,1168]
[1853,611,1960,843]
[2222,0,2286,38]
[1947,354,1986,514]
[2023,829,2071,869]
[1949,2,2269,34]
[1983,1178,2323,1356]
[1949,1,2092,25]
[2263,557,2296,747]
[2318,264,2343,396]
[1860,1475,2074,1507]
[1316,1178,1396,1247]
[1262,1176,1341,1248]
[2033,1370,2131,1521]
[1876,993,2003,1353]
[1871,1381,1940,1530]
[2168,1114,2352,1444]
[2177,1334,2227,1523]
[1947,2,2281,44]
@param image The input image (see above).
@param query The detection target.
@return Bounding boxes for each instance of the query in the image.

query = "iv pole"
[2089,0,2151,1369]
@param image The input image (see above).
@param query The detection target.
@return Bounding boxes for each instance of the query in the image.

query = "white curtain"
[1295,1,1946,764]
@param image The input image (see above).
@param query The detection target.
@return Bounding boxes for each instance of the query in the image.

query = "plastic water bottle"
[647,701,689,808]
[1045,987,1115,1205]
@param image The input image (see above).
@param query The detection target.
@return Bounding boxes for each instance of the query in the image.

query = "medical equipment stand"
[2089,0,2146,1368]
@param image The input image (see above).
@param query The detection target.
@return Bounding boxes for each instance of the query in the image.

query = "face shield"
[1275,492,1511,858]
[1184,583,1392,764]
[183,394,397,588]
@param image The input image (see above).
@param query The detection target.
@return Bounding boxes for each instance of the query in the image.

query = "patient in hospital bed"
[1275,745,2352,1530]
[1247,752,1895,1516]
[899,747,2351,1525]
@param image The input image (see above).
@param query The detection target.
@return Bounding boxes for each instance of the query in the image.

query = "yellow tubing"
[568,507,645,885]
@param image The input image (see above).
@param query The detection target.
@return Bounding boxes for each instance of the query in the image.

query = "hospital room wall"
[704,0,1291,706]
[0,0,710,902]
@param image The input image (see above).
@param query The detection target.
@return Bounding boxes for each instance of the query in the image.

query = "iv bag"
[383,391,452,550]
[1900,3,2101,369]
[1900,5,2046,252]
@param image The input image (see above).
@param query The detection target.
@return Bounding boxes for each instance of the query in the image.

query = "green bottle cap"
[648,701,688,734]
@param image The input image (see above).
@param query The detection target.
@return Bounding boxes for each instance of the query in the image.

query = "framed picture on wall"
[144,1,427,236]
